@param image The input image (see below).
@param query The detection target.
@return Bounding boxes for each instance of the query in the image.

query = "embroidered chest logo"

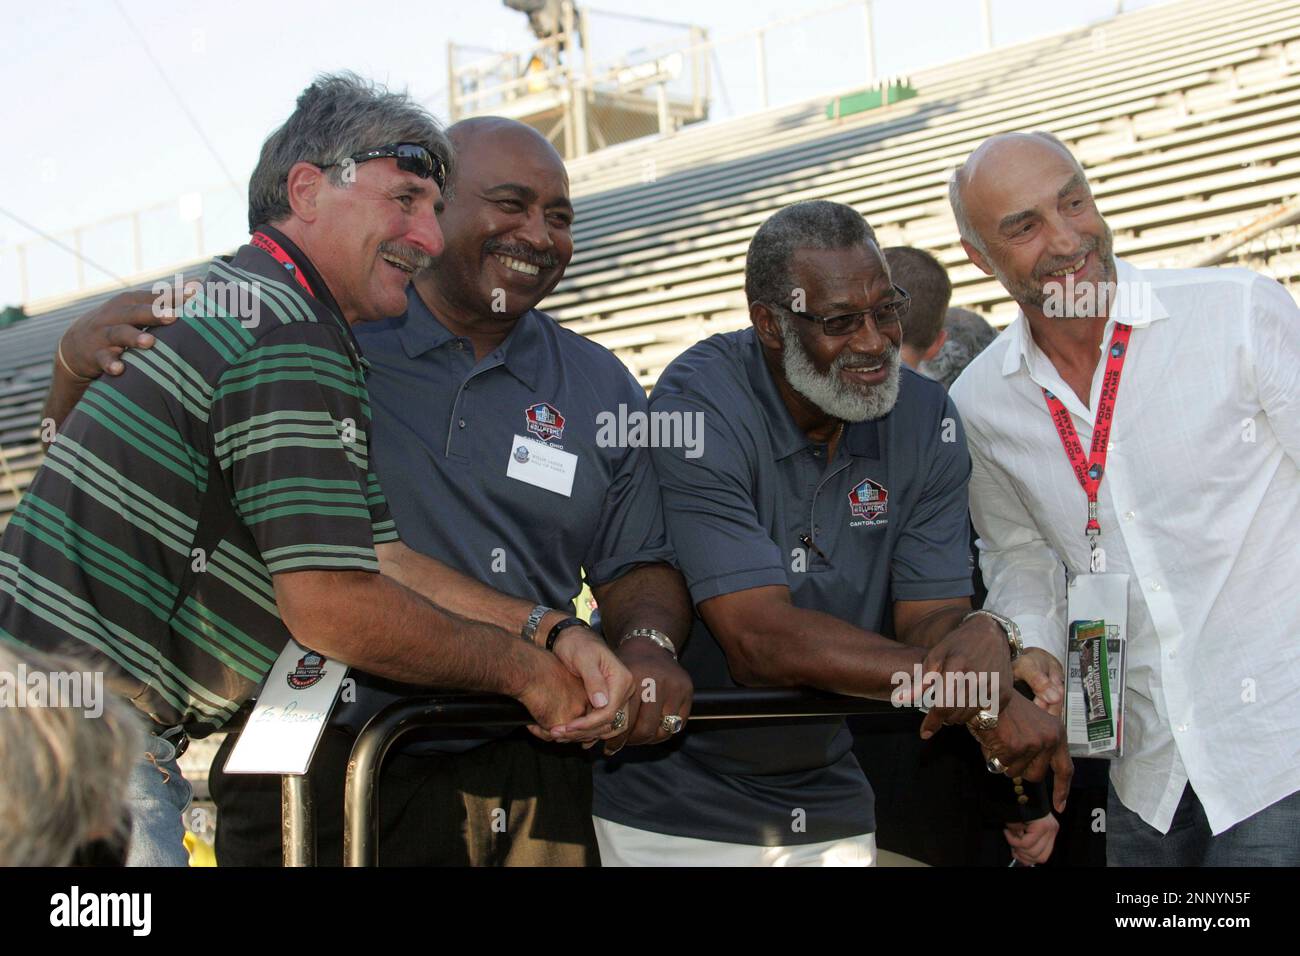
[525,402,566,443]
[287,651,327,689]
[848,477,889,527]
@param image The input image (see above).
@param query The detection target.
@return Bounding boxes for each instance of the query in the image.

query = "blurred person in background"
[0,643,139,866]
[919,308,1000,389]
[882,246,951,370]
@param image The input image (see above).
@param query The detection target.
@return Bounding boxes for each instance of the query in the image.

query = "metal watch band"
[521,604,551,645]
[963,609,1023,661]
[618,627,677,660]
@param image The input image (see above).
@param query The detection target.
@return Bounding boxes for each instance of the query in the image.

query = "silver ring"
[986,756,1007,775]
[611,709,627,732]
[660,714,684,735]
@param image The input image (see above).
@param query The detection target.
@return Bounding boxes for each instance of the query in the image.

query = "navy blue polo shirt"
[335,285,675,746]
[592,327,973,846]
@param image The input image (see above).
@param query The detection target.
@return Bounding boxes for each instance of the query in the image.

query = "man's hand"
[601,635,694,754]
[59,288,188,379]
[916,614,1013,738]
[516,649,592,742]
[1004,813,1059,866]
[973,692,1073,811]
[546,626,636,745]
[1014,647,1064,717]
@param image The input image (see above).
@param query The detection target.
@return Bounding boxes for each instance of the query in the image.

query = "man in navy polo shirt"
[593,200,1071,865]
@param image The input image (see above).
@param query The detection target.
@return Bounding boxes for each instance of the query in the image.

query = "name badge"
[505,434,577,497]
[1065,572,1129,759]
[223,639,347,775]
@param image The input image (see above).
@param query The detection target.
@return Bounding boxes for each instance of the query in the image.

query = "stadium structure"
[3,0,1299,538]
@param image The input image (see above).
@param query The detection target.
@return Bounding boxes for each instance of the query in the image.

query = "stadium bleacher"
[2,0,1299,532]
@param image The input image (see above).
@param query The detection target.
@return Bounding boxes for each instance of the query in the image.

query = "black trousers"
[209,728,599,866]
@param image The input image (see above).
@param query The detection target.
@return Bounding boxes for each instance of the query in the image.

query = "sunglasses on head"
[318,143,446,191]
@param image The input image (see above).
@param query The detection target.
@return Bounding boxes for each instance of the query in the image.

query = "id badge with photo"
[1065,571,1128,759]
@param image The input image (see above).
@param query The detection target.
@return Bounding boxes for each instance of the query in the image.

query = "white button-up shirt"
[950,258,1300,835]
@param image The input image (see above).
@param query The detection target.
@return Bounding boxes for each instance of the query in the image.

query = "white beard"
[779,320,901,422]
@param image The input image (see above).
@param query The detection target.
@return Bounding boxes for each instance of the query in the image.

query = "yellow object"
[184,829,217,867]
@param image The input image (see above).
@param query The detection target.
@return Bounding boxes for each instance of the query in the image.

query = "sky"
[0,0,1168,307]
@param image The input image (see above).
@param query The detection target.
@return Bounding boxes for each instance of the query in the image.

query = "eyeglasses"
[767,285,911,336]
[318,143,447,191]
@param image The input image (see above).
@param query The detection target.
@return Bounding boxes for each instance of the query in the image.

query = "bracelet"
[617,627,677,660]
[962,609,1023,662]
[545,616,587,653]
[521,604,551,645]
[57,339,94,383]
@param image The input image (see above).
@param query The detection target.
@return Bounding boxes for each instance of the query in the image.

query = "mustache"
[837,342,899,370]
[1036,239,1097,278]
[378,241,434,273]
[485,240,558,269]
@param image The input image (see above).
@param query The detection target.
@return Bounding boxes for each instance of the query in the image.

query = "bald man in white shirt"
[946,130,1300,866]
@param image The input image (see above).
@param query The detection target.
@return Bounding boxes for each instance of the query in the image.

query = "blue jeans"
[125,732,193,867]
[1108,781,1300,866]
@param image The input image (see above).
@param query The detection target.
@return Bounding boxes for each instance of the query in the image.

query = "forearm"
[377,541,571,647]
[591,564,692,651]
[896,602,970,650]
[40,360,93,449]
[727,603,923,699]
[280,570,539,698]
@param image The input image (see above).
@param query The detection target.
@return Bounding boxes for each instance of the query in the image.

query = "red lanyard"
[250,230,314,297]
[1041,323,1133,545]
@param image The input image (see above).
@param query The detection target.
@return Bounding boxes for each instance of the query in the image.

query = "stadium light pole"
[863,0,877,85]
[981,0,993,50]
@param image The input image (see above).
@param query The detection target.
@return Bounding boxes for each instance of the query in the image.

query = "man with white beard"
[592,200,1071,865]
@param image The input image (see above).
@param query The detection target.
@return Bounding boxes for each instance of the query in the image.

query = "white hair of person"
[0,643,141,866]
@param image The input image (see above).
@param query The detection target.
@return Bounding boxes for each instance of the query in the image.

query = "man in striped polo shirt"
[1,73,633,866]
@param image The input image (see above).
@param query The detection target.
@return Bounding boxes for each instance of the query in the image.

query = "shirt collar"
[398,284,542,391]
[1000,256,1170,378]
[247,223,365,361]
[742,327,880,461]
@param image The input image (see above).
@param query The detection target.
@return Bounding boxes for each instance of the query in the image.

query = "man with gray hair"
[7,73,631,865]
[593,199,1070,865]
[919,307,1000,389]
[948,130,1300,865]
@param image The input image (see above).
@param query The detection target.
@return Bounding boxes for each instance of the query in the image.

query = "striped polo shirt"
[0,227,398,735]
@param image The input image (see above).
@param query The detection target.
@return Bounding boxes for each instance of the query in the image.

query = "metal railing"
[276,688,895,867]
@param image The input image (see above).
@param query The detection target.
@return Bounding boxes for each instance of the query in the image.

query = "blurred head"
[418,116,574,324]
[747,201,903,422]
[0,644,140,866]
[950,131,1115,318]
[919,307,1000,389]
[883,246,951,366]
[248,72,452,323]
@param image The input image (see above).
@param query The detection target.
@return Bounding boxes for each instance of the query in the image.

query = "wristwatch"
[521,604,551,645]
[963,609,1024,662]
